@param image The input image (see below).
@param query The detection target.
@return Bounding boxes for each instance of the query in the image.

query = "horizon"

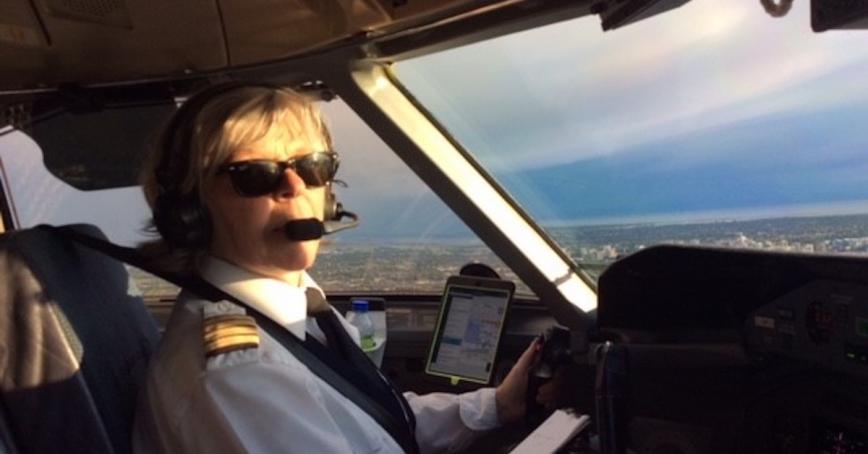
[542,199,868,229]
[329,206,868,244]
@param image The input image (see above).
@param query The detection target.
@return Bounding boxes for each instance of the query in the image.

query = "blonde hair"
[139,83,332,271]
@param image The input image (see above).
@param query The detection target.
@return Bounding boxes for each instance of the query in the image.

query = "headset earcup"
[151,82,246,250]
[153,193,211,249]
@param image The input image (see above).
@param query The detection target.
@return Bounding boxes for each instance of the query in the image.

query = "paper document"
[509,410,590,454]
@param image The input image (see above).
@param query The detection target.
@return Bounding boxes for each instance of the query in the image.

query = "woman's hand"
[494,339,541,425]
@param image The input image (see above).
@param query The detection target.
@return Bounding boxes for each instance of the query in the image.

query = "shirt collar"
[198,256,320,340]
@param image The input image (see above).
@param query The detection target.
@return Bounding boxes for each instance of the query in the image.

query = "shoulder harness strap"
[49,225,419,454]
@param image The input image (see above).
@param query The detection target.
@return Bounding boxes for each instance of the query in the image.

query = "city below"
[129,212,868,300]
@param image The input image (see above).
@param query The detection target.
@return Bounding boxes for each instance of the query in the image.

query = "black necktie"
[306,288,417,448]
[306,287,354,360]
[312,308,356,362]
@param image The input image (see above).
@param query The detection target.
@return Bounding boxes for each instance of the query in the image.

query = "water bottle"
[346,300,376,351]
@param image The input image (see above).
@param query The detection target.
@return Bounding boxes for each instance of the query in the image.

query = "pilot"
[132,82,540,453]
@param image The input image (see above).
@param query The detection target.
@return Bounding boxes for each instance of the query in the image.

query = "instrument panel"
[746,280,868,377]
[598,246,868,454]
[744,280,868,454]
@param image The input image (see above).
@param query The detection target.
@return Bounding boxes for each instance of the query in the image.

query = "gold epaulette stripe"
[203,314,257,330]
[204,334,260,357]
[203,325,258,344]
[202,314,260,357]
[203,320,257,336]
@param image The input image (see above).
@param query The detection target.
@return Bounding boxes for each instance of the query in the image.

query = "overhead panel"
[365,0,509,40]
[220,0,385,66]
[1,0,545,89]
[40,0,133,29]
[0,2,49,91]
[373,0,485,21]
[220,0,491,66]
[0,2,48,49]
[0,0,227,89]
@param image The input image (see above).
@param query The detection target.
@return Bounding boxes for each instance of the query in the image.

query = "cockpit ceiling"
[0,0,514,90]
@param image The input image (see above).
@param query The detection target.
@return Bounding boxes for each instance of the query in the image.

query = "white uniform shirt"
[133,257,500,453]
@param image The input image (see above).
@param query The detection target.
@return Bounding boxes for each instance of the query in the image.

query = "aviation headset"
[152,81,343,249]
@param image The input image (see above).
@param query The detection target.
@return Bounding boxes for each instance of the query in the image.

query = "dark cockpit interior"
[595,246,868,453]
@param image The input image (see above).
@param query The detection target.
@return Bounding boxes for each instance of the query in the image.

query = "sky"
[398,0,868,168]
[396,0,868,224]
[2,0,868,243]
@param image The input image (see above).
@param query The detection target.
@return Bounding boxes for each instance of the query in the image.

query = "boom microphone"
[323,210,360,235]
[283,219,324,241]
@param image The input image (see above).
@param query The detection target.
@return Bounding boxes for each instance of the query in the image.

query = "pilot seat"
[0,224,159,454]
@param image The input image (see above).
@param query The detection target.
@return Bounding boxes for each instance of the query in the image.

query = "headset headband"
[154,81,256,195]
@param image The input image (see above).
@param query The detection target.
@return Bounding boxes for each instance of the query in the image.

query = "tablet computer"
[425,275,514,384]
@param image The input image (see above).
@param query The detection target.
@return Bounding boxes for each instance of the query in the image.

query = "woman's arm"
[405,340,540,453]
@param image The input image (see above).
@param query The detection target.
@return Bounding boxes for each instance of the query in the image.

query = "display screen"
[426,284,510,383]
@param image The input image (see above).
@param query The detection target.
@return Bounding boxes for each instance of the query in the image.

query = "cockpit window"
[315,101,530,294]
[0,129,178,309]
[0,99,531,296]
[394,0,868,281]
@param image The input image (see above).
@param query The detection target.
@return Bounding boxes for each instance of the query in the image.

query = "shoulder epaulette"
[202,314,260,357]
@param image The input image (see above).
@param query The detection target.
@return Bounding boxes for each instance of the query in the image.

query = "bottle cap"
[351,300,369,312]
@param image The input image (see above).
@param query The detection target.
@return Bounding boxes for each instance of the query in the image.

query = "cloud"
[396,0,868,172]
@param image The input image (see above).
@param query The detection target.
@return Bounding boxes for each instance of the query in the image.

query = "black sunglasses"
[217,151,340,197]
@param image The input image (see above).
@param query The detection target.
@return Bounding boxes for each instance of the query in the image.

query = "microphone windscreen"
[283,219,324,241]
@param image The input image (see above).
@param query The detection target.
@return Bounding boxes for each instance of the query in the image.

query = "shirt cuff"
[458,387,499,431]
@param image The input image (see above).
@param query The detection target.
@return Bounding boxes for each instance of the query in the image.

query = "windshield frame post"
[318,61,595,330]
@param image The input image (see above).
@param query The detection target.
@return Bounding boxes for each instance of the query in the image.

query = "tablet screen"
[426,280,511,383]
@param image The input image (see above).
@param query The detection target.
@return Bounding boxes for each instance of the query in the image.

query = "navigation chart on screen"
[428,285,509,382]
